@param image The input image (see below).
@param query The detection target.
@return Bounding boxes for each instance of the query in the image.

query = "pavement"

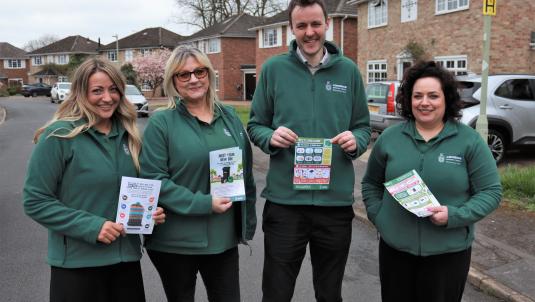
[2,100,534,302]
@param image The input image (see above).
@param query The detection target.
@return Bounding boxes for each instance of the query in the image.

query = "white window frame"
[5,59,24,69]
[263,28,278,47]
[33,56,43,66]
[401,0,418,23]
[367,60,388,83]
[140,48,151,57]
[260,27,282,48]
[207,38,221,54]
[368,0,388,29]
[57,54,68,65]
[436,0,469,15]
[125,49,133,62]
[58,76,69,82]
[434,55,468,75]
[107,51,117,62]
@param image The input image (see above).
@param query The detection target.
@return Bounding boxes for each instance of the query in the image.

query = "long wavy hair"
[33,58,142,171]
[162,45,219,113]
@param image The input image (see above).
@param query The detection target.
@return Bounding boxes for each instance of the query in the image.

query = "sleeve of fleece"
[347,65,371,160]
[360,135,387,224]
[447,134,502,228]
[140,115,212,216]
[246,64,278,155]
[243,125,257,241]
[23,131,106,244]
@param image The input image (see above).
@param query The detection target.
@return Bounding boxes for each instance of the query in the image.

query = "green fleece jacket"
[23,119,141,268]
[247,40,371,206]
[139,101,256,252]
[362,120,502,256]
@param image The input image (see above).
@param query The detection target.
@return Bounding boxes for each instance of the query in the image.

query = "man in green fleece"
[247,0,370,301]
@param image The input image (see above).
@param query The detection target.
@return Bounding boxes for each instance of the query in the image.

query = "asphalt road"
[0,96,503,301]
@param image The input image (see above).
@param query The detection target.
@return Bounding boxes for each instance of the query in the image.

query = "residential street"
[0,96,511,301]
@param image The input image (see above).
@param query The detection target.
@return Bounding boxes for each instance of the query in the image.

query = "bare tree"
[23,34,59,52]
[174,0,286,29]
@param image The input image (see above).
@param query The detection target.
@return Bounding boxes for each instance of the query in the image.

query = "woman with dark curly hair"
[361,61,502,302]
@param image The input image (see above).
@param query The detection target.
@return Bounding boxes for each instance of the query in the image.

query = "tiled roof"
[253,0,357,29]
[100,27,184,50]
[28,36,99,55]
[0,42,27,59]
[183,14,264,42]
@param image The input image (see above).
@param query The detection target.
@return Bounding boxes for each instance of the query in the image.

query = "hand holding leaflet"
[384,170,441,217]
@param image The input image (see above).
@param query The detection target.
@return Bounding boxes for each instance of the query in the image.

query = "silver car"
[50,82,71,103]
[366,81,403,132]
[459,74,535,163]
[125,85,149,117]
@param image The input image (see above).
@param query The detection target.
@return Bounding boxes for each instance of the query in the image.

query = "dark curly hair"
[396,61,462,121]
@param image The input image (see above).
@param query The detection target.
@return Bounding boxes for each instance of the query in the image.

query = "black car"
[21,83,52,97]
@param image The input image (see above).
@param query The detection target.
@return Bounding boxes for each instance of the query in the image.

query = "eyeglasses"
[174,68,209,82]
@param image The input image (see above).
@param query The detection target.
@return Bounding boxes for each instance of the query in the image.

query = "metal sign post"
[476,0,497,140]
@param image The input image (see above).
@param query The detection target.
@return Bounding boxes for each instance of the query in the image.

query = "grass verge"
[232,105,250,126]
[500,165,535,211]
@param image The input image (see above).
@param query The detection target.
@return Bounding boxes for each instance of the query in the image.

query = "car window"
[458,81,481,104]
[125,86,141,95]
[495,79,534,101]
[58,83,71,89]
[366,83,389,104]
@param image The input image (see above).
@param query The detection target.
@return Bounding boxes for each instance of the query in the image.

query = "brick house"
[250,0,358,77]
[353,0,535,83]
[180,14,263,101]
[27,36,99,84]
[99,27,184,96]
[0,42,29,86]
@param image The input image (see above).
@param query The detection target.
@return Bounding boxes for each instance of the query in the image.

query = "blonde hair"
[33,58,142,171]
[163,45,219,112]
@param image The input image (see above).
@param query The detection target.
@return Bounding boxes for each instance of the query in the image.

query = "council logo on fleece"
[325,80,347,94]
[438,153,463,165]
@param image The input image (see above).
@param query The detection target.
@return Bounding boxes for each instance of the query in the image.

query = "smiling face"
[173,56,210,104]
[411,77,446,129]
[290,3,329,65]
[86,71,121,124]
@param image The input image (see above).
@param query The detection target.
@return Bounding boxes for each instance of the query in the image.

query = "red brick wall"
[219,37,256,101]
[255,26,290,77]
[1,59,30,84]
[356,0,535,80]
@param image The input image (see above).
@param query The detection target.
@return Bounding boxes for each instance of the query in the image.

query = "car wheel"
[487,129,506,164]
[32,92,37,97]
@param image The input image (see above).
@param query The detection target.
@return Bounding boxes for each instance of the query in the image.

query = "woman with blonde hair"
[23,58,164,302]
[140,45,256,301]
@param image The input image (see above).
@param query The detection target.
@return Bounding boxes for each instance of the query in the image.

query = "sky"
[1,0,198,49]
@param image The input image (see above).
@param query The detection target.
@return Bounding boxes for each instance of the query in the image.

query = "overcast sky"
[1,0,198,49]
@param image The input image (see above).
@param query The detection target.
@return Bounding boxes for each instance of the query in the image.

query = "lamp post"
[112,34,119,64]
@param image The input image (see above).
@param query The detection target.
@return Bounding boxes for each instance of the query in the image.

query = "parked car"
[125,85,149,117]
[458,74,535,163]
[50,82,71,103]
[366,81,403,132]
[21,83,51,97]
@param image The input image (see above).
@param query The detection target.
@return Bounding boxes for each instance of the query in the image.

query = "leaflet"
[383,170,441,217]
[115,177,161,234]
[293,138,332,190]
[209,147,246,201]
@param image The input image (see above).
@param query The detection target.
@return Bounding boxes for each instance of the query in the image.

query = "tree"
[131,49,171,97]
[23,34,59,52]
[174,0,286,29]
[120,63,138,86]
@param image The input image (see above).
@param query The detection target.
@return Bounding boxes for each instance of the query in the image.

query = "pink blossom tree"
[131,49,171,97]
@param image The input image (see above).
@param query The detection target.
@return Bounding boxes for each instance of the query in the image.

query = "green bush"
[500,165,535,211]
[7,86,19,95]
[0,85,9,97]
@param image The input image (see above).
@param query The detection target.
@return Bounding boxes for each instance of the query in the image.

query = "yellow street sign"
[483,0,497,16]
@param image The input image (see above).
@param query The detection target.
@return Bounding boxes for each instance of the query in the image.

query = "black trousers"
[50,261,145,302]
[262,201,354,302]
[147,247,240,302]
[379,239,471,302]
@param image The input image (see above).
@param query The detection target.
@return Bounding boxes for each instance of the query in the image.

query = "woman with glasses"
[139,46,256,302]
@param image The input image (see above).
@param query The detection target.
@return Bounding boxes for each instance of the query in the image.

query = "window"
[57,55,68,65]
[5,59,24,69]
[368,0,388,28]
[434,56,468,75]
[58,76,69,82]
[215,71,220,91]
[140,48,151,57]
[33,56,43,66]
[141,81,151,91]
[107,51,117,62]
[401,0,417,22]
[367,60,388,83]
[263,28,278,47]
[207,38,220,53]
[125,50,133,62]
[495,79,534,101]
[260,28,282,48]
[436,0,468,14]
